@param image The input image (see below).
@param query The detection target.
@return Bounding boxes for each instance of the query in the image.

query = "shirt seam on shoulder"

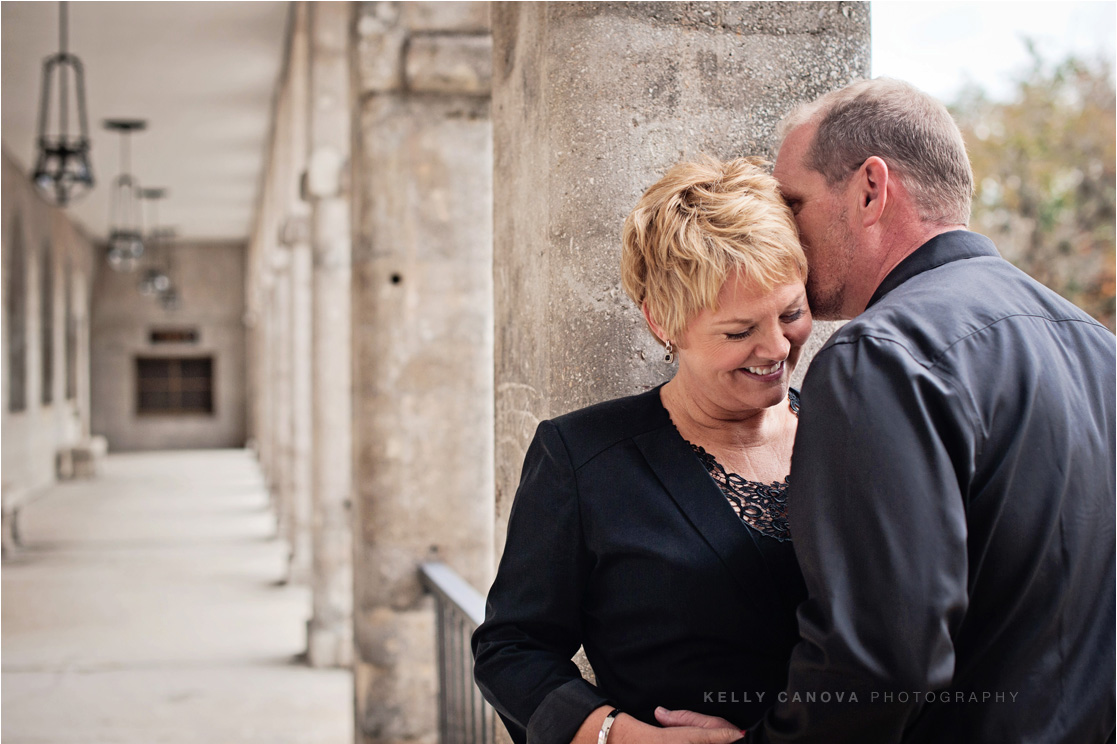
[823,313,1106,370]
[929,313,1107,368]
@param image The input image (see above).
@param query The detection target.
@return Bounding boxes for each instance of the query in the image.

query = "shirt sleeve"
[472,420,611,744]
[749,336,975,743]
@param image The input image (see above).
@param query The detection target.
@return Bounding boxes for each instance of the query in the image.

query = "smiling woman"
[472,157,811,744]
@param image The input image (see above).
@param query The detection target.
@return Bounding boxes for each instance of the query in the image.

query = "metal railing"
[419,561,499,744]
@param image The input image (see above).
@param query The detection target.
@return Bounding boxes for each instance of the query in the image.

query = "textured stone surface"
[352,95,494,592]
[287,241,314,586]
[401,1,490,33]
[352,10,494,737]
[353,606,437,743]
[406,35,493,95]
[307,0,355,669]
[491,1,869,550]
[355,2,406,93]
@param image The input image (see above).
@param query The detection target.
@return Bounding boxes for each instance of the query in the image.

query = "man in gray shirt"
[661,78,1115,742]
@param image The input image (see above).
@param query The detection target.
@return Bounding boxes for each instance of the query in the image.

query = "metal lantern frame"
[138,187,175,299]
[32,1,95,206]
[104,119,147,272]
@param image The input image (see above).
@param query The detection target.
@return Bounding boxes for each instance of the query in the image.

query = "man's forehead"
[774,124,818,192]
[775,125,813,170]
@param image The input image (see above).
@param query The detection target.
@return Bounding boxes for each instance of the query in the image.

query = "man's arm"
[750,336,974,743]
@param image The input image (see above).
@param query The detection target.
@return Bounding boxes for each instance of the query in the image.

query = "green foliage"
[950,42,1116,330]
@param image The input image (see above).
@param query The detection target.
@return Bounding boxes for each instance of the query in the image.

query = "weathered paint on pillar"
[305,0,355,669]
[351,2,493,741]
[491,1,869,556]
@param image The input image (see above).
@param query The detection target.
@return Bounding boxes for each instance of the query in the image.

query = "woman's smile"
[740,360,785,381]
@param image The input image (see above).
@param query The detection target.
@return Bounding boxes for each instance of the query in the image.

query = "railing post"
[420,561,497,744]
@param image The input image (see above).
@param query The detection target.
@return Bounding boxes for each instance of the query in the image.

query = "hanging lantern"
[31,1,94,206]
[159,285,179,311]
[104,119,147,272]
[156,236,180,309]
[139,266,172,296]
[138,187,172,296]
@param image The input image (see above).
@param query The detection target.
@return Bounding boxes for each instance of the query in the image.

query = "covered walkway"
[1,450,352,744]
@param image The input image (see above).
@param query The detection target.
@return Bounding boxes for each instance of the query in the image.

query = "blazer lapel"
[634,423,781,600]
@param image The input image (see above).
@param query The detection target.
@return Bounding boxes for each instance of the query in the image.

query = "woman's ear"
[856,156,889,228]
[641,302,669,345]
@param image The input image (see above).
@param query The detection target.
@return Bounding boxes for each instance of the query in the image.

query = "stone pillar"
[260,274,279,512]
[351,2,493,742]
[282,3,315,585]
[287,228,314,585]
[265,70,297,551]
[491,1,869,551]
[271,246,294,546]
[305,0,354,669]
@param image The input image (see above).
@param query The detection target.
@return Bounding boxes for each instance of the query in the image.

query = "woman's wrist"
[573,706,648,744]
[597,708,621,744]
[601,712,651,744]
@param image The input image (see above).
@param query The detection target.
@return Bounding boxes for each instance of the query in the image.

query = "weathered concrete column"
[271,246,294,547]
[351,2,494,741]
[287,227,314,585]
[305,0,354,669]
[281,3,315,586]
[264,63,299,552]
[492,1,868,550]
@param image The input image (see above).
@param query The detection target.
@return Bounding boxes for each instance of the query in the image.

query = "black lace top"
[688,390,800,543]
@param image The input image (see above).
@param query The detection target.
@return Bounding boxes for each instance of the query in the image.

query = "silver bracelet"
[598,708,621,744]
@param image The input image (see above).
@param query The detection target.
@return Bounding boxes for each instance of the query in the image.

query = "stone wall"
[1,148,98,552]
[491,1,869,550]
[90,240,248,451]
[351,2,493,742]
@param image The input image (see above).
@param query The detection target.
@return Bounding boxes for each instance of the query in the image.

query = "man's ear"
[855,156,889,228]
[641,302,669,344]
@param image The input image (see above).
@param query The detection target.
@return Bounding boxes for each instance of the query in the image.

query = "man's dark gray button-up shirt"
[750,230,1116,743]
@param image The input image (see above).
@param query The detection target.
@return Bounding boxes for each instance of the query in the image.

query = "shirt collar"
[867,229,1001,309]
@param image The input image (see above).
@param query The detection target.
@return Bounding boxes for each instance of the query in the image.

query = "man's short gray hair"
[780,78,974,226]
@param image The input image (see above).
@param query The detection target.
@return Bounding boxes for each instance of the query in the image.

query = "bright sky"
[871,1,1117,102]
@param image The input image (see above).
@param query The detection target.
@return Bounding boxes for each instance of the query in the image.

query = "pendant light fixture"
[31,1,94,206]
[104,119,147,272]
[138,187,173,297]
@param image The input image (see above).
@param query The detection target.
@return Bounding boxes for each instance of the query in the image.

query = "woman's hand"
[573,706,743,744]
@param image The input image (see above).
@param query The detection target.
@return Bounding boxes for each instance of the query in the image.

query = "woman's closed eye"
[781,308,805,323]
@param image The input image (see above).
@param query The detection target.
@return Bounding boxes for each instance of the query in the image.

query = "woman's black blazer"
[472,385,806,744]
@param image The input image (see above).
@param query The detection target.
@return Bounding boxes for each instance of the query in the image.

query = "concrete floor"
[2,449,353,744]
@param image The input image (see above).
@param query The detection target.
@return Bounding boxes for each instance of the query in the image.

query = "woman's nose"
[756,324,791,361]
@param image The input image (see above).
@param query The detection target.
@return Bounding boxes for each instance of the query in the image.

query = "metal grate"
[419,561,498,744]
[135,356,214,414]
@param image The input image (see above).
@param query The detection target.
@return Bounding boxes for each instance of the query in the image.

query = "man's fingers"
[696,726,746,743]
[655,707,738,730]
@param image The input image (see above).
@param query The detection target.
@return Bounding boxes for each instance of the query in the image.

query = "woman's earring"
[664,340,675,364]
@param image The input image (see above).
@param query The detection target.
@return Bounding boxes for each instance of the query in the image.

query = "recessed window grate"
[136,356,214,415]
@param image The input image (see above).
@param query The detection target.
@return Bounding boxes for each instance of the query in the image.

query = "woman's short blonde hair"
[621,156,807,344]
